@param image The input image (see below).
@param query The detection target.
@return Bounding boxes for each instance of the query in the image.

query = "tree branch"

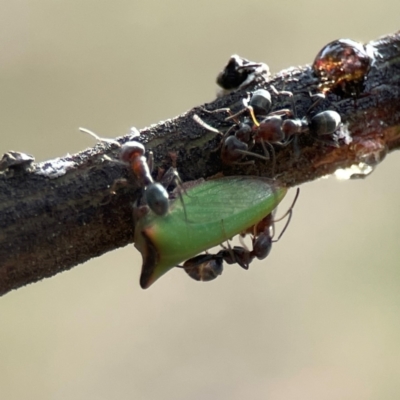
[1,32,399,296]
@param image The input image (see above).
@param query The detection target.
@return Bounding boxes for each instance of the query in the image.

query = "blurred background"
[1,1,399,399]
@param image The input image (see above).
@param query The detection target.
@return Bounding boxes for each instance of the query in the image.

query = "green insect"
[134,176,287,288]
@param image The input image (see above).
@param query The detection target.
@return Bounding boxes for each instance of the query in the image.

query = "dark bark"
[1,32,399,296]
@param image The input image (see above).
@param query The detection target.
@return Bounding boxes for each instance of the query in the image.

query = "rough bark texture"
[1,32,399,296]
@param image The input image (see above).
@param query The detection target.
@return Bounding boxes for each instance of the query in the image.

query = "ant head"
[235,122,252,143]
[221,136,249,164]
[120,141,146,163]
[252,234,272,260]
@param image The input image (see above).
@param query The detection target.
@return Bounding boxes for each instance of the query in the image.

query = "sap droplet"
[313,39,373,97]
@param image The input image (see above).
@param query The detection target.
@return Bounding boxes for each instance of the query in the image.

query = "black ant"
[194,86,290,165]
[181,188,300,281]
[192,114,269,165]
[251,108,342,144]
[232,88,342,145]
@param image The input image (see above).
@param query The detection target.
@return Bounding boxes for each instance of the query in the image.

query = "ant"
[231,91,343,163]
[195,86,290,164]
[193,114,270,166]
[181,188,300,281]
[231,88,342,146]
[194,87,294,166]
[80,127,179,216]
[251,108,342,145]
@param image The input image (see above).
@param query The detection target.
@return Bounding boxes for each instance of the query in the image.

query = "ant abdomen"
[309,110,341,136]
[145,183,169,216]
[249,89,272,115]
[183,255,224,281]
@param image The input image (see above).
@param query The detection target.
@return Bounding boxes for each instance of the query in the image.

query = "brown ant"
[80,127,174,216]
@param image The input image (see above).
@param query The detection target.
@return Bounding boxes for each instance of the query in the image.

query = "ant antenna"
[79,127,120,147]
[193,114,238,146]
[192,114,221,134]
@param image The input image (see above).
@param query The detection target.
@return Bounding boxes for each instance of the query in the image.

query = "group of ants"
[81,57,343,283]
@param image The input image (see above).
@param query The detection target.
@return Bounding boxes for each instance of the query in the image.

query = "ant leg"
[267,108,293,118]
[220,241,251,270]
[259,139,271,161]
[313,135,341,148]
[224,96,257,125]
[200,106,232,117]
[292,136,301,158]
[225,106,251,122]
[109,178,129,194]
[273,188,300,223]
[263,140,276,175]
[272,188,300,242]
[158,153,191,221]
[226,96,260,127]
[233,147,270,163]
[306,92,326,113]
[269,85,293,99]
[238,233,251,251]
[162,152,187,193]
[146,151,155,174]
[219,219,253,270]
[98,182,126,206]
[166,169,189,222]
[269,86,298,120]
[220,243,237,266]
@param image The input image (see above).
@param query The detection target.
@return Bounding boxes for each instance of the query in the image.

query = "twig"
[1,32,399,296]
